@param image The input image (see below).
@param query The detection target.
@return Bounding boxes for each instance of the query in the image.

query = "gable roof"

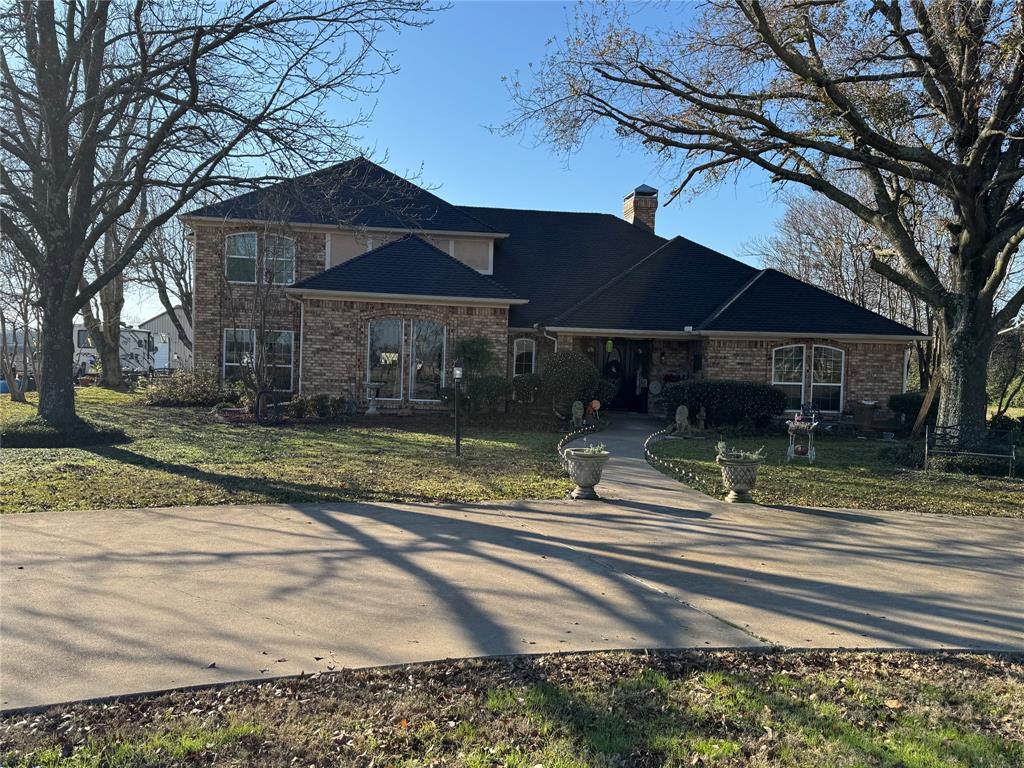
[288,235,523,303]
[458,206,667,327]
[548,236,760,332]
[185,158,498,235]
[700,268,923,337]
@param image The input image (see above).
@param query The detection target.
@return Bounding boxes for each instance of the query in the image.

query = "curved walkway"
[2,416,1021,710]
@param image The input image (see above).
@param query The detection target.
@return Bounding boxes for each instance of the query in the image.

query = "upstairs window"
[265,235,296,285]
[225,233,258,283]
[513,338,536,376]
[812,345,844,412]
[772,345,805,411]
[225,233,295,284]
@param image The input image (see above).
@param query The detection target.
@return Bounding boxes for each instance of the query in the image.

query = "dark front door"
[597,338,651,412]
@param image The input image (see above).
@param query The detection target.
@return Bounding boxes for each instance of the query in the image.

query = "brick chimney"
[623,184,658,231]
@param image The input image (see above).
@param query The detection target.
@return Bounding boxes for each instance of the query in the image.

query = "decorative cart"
[786,412,819,463]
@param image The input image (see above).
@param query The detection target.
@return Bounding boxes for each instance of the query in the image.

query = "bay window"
[772,345,805,411]
[811,345,844,412]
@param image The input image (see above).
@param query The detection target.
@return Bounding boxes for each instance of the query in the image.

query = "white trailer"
[73,324,157,378]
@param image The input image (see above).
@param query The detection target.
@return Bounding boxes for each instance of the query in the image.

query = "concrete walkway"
[2,416,1021,710]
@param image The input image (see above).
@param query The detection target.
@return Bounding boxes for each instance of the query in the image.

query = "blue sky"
[128,1,785,321]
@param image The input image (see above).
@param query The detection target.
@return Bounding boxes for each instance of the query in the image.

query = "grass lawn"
[2,651,1021,767]
[649,434,1021,518]
[0,389,568,514]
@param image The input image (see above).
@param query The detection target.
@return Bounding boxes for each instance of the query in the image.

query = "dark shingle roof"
[457,206,666,327]
[700,269,923,336]
[290,235,521,302]
[549,236,760,331]
[187,158,498,234]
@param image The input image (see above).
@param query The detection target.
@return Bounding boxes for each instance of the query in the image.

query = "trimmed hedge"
[660,379,785,429]
[511,373,542,403]
[1,416,128,448]
[542,350,599,413]
[467,375,511,414]
[888,391,938,426]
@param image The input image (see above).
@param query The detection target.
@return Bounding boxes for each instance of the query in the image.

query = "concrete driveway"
[2,417,1021,710]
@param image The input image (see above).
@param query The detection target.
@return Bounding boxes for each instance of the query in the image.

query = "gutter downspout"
[287,295,304,395]
[535,323,558,352]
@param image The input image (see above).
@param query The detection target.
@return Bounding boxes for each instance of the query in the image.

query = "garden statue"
[673,405,691,436]
[571,400,585,429]
[696,406,706,432]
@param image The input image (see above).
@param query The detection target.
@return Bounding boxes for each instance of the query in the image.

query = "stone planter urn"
[716,453,764,503]
[563,447,611,499]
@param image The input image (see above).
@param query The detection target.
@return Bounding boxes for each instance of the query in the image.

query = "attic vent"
[624,185,658,232]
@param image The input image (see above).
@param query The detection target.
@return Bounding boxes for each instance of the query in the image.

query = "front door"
[596,338,650,412]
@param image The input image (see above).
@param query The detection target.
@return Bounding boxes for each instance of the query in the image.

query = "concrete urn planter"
[716,455,763,503]
[563,448,610,499]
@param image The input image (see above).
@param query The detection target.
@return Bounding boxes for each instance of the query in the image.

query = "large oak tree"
[0,0,432,431]
[508,0,1024,433]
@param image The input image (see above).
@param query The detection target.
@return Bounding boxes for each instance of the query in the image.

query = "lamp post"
[453,361,464,457]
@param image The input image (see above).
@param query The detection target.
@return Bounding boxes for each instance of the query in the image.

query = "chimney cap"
[625,184,658,200]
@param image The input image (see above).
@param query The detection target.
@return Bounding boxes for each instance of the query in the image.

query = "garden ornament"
[674,405,691,436]
[571,400,585,429]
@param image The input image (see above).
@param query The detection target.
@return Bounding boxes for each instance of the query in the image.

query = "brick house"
[182,158,922,414]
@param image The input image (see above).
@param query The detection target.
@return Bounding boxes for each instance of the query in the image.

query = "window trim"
[772,344,806,412]
[811,344,845,413]
[222,327,295,392]
[224,232,259,284]
[265,234,297,285]
[222,327,255,382]
[512,337,536,376]
[408,319,447,403]
[265,329,295,393]
[366,316,405,401]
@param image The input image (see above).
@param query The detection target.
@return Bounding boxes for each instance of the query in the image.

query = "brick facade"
[704,336,908,413]
[191,222,327,380]
[299,298,508,408]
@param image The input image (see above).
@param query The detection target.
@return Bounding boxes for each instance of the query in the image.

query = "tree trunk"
[936,314,993,434]
[97,327,124,388]
[37,308,77,428]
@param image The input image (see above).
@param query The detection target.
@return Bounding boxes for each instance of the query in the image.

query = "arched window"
[772,345,805,411]
[265,235,296,284]
[513,338,536,376]
[409,319,446,401]
[367,317,403,400]
[224,233,257,283]
[811,345,845,412]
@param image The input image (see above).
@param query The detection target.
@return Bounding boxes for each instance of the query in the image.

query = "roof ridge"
[459,204,627,219]
[547,237,684,326]
[697,269,768,330]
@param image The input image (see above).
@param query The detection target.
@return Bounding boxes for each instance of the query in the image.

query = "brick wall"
[191,222,326,379]
[704,336,908,413]
[299,298,508,408]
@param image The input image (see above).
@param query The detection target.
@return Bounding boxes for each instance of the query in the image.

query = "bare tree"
[989,328,1024,419]
[507,0,1024,434]
[0,0,434,431]
[131,218,194,353]
[744,190,941,388]
[0,238,40,402]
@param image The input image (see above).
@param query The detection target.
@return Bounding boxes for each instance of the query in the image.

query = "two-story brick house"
[182,158,923,414]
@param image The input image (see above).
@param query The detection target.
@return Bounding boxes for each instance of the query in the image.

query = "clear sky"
[126,0,785,322]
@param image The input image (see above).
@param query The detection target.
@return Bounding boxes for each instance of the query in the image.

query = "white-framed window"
[513,338,536,376]
[265,330,295,392]
[409,319,446,401]
[367,317,404,400]
[265,234,296,285]
[223,328,255,382]
[225,233,258,283]
[222,328,294,391]
[811,345,844,413]
[772,344,806,411]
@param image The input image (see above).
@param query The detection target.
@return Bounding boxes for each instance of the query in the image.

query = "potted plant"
[715,441,767,503]
[563,441,610,499]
